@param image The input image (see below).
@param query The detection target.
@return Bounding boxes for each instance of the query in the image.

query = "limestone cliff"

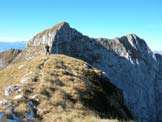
[14,22,161,122]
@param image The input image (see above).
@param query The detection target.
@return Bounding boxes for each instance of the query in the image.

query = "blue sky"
[0,0,161,50]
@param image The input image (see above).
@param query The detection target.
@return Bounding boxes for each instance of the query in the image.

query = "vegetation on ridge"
[0,55,133,122]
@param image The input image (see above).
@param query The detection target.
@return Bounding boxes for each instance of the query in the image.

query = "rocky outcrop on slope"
[0,49,21,69]
[0,55,133,122]
[14,22,161,122]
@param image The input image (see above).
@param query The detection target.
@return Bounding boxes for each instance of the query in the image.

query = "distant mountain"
[0,41,26,52]
[0,49,21,69]
[153,51,162,55]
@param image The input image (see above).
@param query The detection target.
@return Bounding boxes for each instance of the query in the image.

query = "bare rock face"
[154,54,162,122]
[0,49,21,69]
[16,22,161,122]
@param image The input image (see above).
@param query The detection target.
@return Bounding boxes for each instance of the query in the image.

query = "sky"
[0,0,161,50]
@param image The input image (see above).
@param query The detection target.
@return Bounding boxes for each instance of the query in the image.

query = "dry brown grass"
[0,55,134,122]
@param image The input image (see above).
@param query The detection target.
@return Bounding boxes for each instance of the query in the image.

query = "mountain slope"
[14,22,161,122]
[0,55,133,122]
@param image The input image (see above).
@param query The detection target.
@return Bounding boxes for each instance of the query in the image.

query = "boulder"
[0,100,8,105]
[5,85,22,96]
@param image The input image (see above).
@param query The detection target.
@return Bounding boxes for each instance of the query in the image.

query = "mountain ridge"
[1,22,162,122]
[0,55,133,122]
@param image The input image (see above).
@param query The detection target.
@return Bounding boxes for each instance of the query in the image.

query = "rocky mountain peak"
[126,33,138,40]
[12,22,162,122]
[46,21,70,33]
[27,21,71,47]
[121,34,151,53]
[58,21,70,28]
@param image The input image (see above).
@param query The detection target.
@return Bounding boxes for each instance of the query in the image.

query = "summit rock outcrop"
[14,22,161,122]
